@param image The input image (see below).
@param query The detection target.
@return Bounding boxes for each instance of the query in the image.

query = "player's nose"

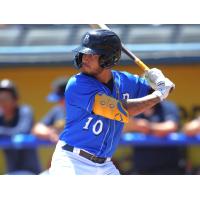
[82,54,92,62]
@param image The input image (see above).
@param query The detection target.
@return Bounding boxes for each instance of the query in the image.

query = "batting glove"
[145,68,166,90]
[153,78,175,101]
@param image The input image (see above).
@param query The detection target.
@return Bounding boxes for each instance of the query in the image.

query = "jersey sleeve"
[41,106,66,128]
[65,75,101,113]
[40,109,55,126]
[121,71,151,99]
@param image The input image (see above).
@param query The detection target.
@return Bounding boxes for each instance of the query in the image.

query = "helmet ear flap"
[99,51,121,68]
[99,55,112,68]
[74,53,83,69]
[99,55,106,68]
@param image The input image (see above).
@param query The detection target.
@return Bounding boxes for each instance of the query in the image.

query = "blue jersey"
[60,70,150,158]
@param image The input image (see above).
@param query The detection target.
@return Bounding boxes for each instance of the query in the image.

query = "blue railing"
[1,133,200,149]
[120,132,200,146]
[0,135,54,149]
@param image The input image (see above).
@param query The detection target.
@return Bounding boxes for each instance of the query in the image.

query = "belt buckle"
[90,155,97,163]
[91,155,105,164]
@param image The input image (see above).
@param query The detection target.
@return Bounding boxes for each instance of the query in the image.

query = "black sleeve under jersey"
[148,88,154,94]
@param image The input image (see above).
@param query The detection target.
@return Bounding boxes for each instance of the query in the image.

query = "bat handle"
[134,58,150,71]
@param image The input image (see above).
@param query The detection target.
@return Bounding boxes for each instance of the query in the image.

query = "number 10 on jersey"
[83,117,103,135]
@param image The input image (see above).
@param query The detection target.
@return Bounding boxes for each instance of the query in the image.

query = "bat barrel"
[134,59,149,71]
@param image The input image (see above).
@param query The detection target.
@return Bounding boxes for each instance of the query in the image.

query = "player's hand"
[145,68,166,90]
[135,118,151,134]
[153,78,175,101]
[47,128,59,143]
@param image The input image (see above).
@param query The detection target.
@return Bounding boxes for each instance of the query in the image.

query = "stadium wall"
[0,63,200,173]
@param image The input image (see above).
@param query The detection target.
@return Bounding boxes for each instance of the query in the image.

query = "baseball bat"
[89,24,150,72]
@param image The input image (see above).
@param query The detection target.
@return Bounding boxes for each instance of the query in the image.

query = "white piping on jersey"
[106,73,119,156]
[86,98,92,112]
[96,76,117,157]
[96,119,110,157]
[96,84,112,157]
[107,120,115,156]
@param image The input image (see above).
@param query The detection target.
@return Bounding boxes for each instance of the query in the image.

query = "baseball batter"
[49,29,175,175]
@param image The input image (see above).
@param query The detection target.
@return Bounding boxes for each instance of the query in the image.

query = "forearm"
[123,117,138,133]
[32,123,51,139]
[183,120,200,135]
[123,93,160,116]
[150,121,178,136]
[123,118,150,133]
[32,123,59,142]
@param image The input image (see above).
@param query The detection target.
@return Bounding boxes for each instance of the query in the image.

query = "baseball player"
[32,77,67,143]
[49,29,175,175]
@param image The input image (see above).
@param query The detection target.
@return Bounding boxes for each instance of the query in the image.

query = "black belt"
[62,144,108,164]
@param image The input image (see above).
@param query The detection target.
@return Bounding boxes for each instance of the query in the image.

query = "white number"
[93,120,103,135]
[83,117,103,135]
[83,117,93,129]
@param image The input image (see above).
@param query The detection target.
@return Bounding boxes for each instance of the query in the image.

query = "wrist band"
[152,90,163,101]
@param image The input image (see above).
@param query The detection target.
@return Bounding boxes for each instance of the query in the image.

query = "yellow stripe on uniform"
[93,93,129,123]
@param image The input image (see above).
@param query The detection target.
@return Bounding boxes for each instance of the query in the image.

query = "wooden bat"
[89,24,150,72]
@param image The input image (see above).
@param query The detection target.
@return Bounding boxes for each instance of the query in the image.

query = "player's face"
[0,91,17,113]
[81,54,103,75]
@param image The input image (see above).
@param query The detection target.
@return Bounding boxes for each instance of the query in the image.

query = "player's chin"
[80,67,88,73]
[80,66,92,74]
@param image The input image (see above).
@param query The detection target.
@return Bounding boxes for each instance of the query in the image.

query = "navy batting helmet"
[73,29,122,69]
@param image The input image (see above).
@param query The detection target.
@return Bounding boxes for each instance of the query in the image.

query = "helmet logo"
[83,34,90,44]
